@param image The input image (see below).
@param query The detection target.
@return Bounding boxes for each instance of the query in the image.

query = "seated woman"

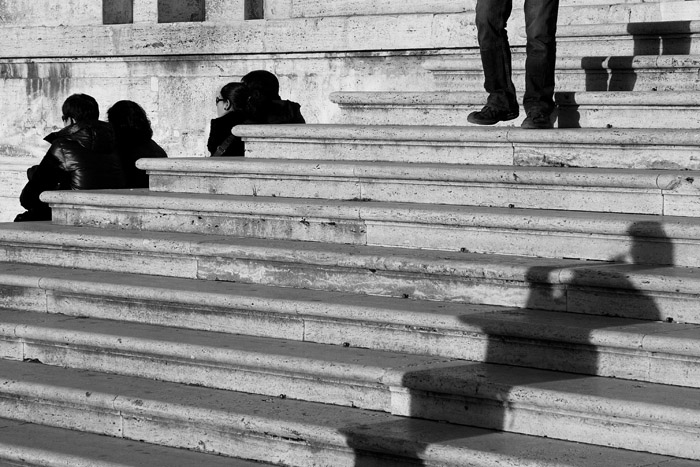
[207,82,250,157]
[241,70,306,124]
[107,100,167,189]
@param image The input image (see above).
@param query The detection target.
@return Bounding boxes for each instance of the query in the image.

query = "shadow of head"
[626,220,674,266]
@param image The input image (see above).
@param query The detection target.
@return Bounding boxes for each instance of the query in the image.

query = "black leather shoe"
[467,105,519,125]
[521,110,554,129]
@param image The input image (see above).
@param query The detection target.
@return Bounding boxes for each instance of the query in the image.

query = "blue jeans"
[475,0,559,113]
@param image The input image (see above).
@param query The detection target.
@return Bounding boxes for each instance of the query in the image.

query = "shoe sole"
[467,112,519,126]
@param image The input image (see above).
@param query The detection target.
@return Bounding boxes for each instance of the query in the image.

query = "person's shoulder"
[269,100,305,124]
[143,138,168,158]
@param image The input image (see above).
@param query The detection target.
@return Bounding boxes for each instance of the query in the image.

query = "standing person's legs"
[522,0,559,125]
[468,0,519,125]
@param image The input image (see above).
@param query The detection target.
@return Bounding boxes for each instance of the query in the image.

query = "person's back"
[15,93,125,222]
[241,70,306,125]
[108,100,167,188]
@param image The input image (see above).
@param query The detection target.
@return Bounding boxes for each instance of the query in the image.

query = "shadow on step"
[575,21,693,125]
[340,222,670,465]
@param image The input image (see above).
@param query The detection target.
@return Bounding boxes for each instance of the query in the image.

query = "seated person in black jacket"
[14,93,125,222]
[107,100,167,188]
[207,82,250,157]
[241,70,306,124]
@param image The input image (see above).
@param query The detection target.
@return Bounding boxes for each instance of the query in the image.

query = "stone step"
[329,91,700,129]
[424,54,700,92]
[1,309,700,458]
[42,189,700,267]
[0,223,697,324]
[284,0,700,23]
[0,418,267,467]
[232,124,700,170]
[141,158,700,217]
[555,20,700,56]
[2,360,698,466]
[2,262,699,386]
[6,14,699,59]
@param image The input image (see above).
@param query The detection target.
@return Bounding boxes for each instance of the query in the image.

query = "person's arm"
[19,144,65,211]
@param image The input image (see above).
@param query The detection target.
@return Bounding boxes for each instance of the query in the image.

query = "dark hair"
[241,70,281,122]
[107,100,153,143]
[62,93,99,122]
[219,82,250,112]
[241,70,281,100]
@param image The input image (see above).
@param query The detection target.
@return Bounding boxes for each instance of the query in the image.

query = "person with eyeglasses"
[207,82,250,157]
[14,93,125,222]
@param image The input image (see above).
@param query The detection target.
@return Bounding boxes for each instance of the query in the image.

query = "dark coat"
[207,101,305,158]
[207,110,247,158]
[246,99,306,124]
[116,138,168,188]
[15,119,125,222]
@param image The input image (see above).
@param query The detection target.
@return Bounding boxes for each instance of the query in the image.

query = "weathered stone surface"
[330,90,700,129]
[39,189,700,268]
[0,0,102,26]
[4,261,700,387]
[142,158,700,216]
[234,124,700,170]
[425,54,700,92]
[1,355,700,461]
[0,223,699,324]
[0,418,267,467]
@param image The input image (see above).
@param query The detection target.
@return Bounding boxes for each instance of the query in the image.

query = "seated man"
[241,70,306,124]
[15,93,125,222]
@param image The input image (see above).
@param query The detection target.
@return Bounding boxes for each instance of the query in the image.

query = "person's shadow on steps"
[340,221,671,465]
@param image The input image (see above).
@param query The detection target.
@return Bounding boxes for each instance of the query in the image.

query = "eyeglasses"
[215,97,225,104]
[61,115,69,122]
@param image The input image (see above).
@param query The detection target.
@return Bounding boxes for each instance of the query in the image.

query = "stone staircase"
[1,1,700,467]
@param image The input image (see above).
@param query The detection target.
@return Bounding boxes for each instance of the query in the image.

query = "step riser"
[0,398,361,467]
[288,0,700,22]
[1,358,698,460]
[399,390,700,460]
[432,69,700,93]
[556,37,700,57]
[335,106,700,129]
[0,245,697,324]
[12,340,389,413]
[150,174,692,216]
[49,205,700,268]
[241,139,700,171]
[4,287,699,387]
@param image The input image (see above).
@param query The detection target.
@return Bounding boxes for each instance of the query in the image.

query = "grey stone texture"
[0,0,700,465]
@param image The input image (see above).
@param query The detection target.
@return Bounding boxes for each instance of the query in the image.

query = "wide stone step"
[277,0,700,37]
[232,124,700,170]
[141,158,700,217]
[1,359,699,462]
[2,263,699,385]
[330,91,700,129]
[424,54,700,92]
[0,223,697,324]
[0,418,266,467]
[7,14,699,59]
[42,189,700,267]
[555,20,700,56]
[285,0,700,23]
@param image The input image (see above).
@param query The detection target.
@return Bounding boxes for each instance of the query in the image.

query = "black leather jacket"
[16,119,125,221]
